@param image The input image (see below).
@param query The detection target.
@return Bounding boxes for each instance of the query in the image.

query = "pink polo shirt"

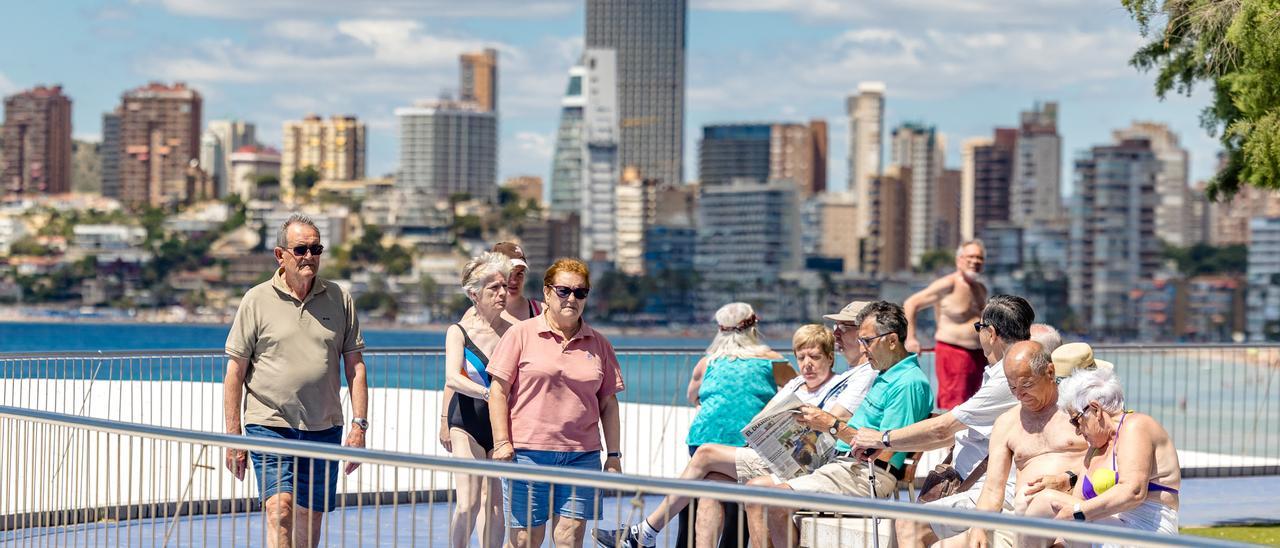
[488,314,625,452]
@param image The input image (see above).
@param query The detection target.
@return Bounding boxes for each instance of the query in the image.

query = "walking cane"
[864,450,882,548]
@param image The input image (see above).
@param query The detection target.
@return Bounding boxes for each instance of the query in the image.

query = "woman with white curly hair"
[1024,367,1181,543]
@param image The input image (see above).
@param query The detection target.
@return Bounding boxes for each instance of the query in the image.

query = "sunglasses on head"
[547,285,590,299]
[286,244,324,257]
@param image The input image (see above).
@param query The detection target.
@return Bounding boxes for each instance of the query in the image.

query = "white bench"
[797,516,896,547]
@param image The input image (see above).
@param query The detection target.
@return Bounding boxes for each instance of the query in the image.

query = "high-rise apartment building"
[459,48,498,113]
[868,165,912,274]
[1069,137,1161,336]
[1210,185,1280,245]
[396,100,498,202]
[695,179,802,317]
[890,122,945,267]
[281,114,366,194]
[801,192,859,273]
[1113,122,1191,247]
[3,85,72,195]
[114,82,203,207]
[101,111,121,199]
[201,120,256,198]
[1011,102,1062,225]
[967,128,1017,239]
[586,0,686,185]
[769,121,827,198]
[1247,217,1280,340]
[578,48,620,268]
[847,82,885,242]
[615,169,649,275]
[936,168,962,252]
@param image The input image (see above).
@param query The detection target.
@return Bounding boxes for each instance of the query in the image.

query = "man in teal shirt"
[744,300,934,546]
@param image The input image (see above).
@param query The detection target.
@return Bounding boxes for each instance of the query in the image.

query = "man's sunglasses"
[857,331,894,348]
[286,244,324,257]
[547,285,590,299]
[973,321,990,333]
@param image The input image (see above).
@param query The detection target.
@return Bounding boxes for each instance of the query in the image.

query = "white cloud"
[514,131,554,162]
[0,73,15,95]
[264,20,338,43]
[138,0,573,19]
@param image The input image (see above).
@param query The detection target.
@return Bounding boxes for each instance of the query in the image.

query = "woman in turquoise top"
[685,307,784,446]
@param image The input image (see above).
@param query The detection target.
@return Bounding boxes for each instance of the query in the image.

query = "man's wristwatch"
[352,418,369,431]
[882,430,893,448]
[1065,470,1079,489]
[607,451,622,459]
[828,417,841,436]
[1072,503,1086,521]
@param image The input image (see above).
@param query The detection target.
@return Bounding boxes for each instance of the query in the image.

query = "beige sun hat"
[1051,342,1116,378]
[823,300,871,322]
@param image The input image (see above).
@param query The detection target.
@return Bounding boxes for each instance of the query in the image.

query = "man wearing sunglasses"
[743,301,934,547]
[223,214,369,548]
[849,295,1033,547]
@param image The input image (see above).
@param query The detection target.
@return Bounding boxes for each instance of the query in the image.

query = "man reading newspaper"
[743,301,935,547]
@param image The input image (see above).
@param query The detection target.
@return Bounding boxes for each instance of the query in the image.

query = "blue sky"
[0,0,1219,192]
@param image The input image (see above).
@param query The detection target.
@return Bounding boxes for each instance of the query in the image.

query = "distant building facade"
[281,114,365,194]
[3,85,72,195]
[459,48,498,113]
[113,82,203,207]
[396,100,498,202]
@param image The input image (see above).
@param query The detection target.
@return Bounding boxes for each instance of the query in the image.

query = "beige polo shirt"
[225,268,365,430]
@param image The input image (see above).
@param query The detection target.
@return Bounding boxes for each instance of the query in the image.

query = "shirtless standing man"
[953,340,1089,548]
[904,239,987,409]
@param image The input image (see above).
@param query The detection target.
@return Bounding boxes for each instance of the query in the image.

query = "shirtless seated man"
[947,340,1089,548]
[904,240,987,409]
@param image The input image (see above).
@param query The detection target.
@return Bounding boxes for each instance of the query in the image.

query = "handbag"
[918,449,988,503]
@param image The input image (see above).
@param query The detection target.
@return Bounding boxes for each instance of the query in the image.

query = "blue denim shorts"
[246,424,343,512]
[503,449,601,528]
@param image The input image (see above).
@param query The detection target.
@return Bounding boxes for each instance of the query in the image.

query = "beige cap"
[823,300,871,322]
[1051,342,1116,378]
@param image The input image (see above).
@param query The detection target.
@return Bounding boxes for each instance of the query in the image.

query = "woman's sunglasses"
[547,285,590,299]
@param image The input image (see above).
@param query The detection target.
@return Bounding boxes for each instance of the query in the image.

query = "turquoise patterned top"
[686,357,779,447]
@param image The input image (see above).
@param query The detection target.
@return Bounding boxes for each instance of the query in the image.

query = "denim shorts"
[503,449,601,528]
[246,424,343,512]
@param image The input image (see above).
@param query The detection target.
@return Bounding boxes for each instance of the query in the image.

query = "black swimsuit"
[447,324,495,452]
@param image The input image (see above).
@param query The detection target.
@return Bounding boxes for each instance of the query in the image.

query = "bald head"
[1004,340,1052,379]
[1004,340,1058,411]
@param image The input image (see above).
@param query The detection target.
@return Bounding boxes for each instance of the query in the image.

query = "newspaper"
[740,394,836,480]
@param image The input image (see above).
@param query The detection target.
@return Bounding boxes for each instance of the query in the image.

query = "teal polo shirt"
[834,353,934,469]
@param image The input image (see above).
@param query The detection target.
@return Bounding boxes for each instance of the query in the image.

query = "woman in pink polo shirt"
[488,258,625,548]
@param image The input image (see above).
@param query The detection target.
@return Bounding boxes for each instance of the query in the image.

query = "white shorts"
[1091,500,1178,547]
[928,478,1017,539]
[734,447,777,483]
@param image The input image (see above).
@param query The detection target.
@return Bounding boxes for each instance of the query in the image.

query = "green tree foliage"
[916,249,955,274]
[8,237,54,257]
[1122,0,1280,199]
[1162,242,1248,275]
[291,166,322,198]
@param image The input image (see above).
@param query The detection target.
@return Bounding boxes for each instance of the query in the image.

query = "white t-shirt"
[949,359,1019,478]
[832,362,877,415]
[769,369,852,410]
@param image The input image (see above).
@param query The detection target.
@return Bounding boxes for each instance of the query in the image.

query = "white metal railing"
[0,405,1243,548]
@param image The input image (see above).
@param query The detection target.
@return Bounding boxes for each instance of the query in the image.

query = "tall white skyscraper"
[1011,102,1061,225]
[579,48,620,268]
[1113,121,1190,247]
[847,82,884,243]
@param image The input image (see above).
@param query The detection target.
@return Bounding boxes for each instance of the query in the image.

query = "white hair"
[277,213,319,248]
[956,238,985,256]
[460,252,512,300]
[1030,323,1063,354]
[1058,367,1125,415]
[705,302,772,362]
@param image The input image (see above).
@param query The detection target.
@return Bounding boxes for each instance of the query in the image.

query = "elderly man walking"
[223,214,369,548]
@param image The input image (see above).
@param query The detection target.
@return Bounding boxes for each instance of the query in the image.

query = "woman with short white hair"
[1024,367,1181,542]
[439,251,513,548]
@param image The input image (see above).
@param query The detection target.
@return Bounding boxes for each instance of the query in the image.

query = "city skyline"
[0,0,1219,194]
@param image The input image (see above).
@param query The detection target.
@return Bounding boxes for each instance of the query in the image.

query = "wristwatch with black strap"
[828,416,841,436]
[882,429,893,448]
[1072,503,1086,521]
